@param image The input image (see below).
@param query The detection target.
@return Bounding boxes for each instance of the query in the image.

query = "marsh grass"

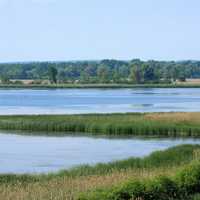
[1,112,200,136]
[79,160,200,200]
[0,145,199,200]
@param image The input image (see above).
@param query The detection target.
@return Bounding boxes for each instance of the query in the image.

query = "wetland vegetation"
[0,113,200,199]
[1,112,200,137]
[0,144,199,200]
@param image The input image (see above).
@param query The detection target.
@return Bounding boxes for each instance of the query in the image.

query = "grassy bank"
[79,160,200,200]
[1,112,200,137]
[1,83,200,89]
[0,145,199,200]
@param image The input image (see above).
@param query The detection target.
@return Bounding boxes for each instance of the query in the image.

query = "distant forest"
[1,59,200,84]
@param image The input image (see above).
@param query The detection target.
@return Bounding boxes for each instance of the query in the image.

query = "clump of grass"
[1,112,200,136]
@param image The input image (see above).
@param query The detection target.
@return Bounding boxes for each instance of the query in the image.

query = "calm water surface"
[0,133,200,174]
[0,88,200,114]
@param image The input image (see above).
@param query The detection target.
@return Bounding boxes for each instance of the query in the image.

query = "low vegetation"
[0,145,199,200]
[79,160,200,200]
[1,112,200,137]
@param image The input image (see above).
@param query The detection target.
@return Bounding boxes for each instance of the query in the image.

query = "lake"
[0,88,200,114]
[0,132,199,174]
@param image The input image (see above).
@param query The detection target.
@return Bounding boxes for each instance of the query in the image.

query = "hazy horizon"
[0,58,200,64]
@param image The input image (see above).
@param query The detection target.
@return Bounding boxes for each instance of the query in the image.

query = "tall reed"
[0,112,200,136]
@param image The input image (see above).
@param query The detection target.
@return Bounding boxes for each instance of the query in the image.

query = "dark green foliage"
[48,66,58,83]
[78,161,200,200]
[175,162,200,195]
[192,194,200,200]
[0,74,10,84]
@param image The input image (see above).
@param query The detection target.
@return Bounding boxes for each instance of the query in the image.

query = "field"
[1,112,200,137]
[0,145,199,200]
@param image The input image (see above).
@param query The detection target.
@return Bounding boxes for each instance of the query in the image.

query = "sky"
[0,0,200,62]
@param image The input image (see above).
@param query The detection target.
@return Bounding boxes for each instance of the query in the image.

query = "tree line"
[0,59,200,84]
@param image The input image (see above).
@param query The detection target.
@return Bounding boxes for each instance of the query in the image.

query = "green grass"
[0,144,199,200]
[78,161,200,200]
[0,144,197,185]
[78,145,200,200]
[1,112,200,136]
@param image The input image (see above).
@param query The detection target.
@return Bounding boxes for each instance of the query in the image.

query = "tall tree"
[48,67,58,84]
[0,74,10,84]
[129,64,141,83]
[97,65,110,83]
[142,63,156,82]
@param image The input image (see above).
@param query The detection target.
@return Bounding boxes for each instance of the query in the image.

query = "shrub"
[78,161,200,200]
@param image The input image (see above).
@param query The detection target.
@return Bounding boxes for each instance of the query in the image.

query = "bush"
[78,161,200,200]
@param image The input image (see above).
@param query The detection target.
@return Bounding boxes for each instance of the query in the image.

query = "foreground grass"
[79,161,200,200]
[0,145,199,200]
[1,112,200,136]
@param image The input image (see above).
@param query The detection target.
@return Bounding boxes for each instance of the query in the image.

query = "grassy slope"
[0,112,200,136]
[78,145,200,200]
[0,145,199,200]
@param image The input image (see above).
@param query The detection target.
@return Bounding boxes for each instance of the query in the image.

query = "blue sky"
[0,0,199,62]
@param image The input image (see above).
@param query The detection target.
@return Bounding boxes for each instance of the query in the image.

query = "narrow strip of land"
[0,112,200,136]
[1,83,200,89]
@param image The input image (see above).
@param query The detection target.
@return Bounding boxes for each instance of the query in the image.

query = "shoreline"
[1,83,200,89]
[0,145,199,200]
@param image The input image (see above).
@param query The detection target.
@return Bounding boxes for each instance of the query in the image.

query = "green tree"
[0,74,10,84]
[97,65,110,83]
[80,71,90,83]
[142,63,157,82]
[112,69,121,83]
[48,67,58,84]
[57,70,66,83]
[129,64,141,83]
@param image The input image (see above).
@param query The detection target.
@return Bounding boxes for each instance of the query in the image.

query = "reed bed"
[0,112,200,136]
[0,145,199,200]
